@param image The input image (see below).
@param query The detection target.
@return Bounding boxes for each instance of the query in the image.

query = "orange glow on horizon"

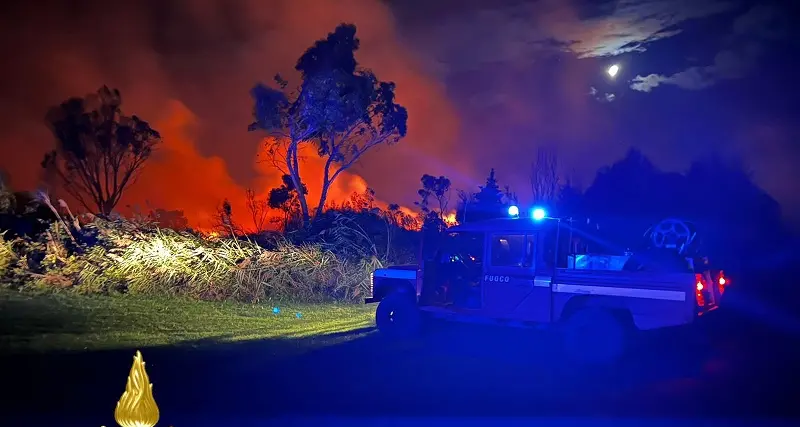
[0,0,468,232]
[115,100,417,231]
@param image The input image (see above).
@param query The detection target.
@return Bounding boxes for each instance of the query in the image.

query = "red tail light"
[694,273,705,306]
[718,271,727,294]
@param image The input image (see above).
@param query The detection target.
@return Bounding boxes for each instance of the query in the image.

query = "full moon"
[607,64,620,78]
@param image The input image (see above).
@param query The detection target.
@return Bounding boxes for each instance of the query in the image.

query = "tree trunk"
[315,182,331,220]
[295,184,310,227]
[314,152,337,220]
[100,198,115,216]
[287,144,310,227]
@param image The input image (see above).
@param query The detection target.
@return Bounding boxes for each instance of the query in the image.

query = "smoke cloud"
[1,0,797,228]
[0,0,461,229]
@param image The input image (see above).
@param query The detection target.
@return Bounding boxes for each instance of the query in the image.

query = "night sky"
[0,0,798,229]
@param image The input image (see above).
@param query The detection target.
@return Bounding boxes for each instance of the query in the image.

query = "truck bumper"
[697,304,719,317]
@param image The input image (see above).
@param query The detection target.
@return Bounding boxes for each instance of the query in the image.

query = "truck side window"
[437,232,484,265]
[490,234,527,267]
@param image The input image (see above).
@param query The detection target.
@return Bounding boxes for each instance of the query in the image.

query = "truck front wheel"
[375,293,421,339]
[561,308,628,366]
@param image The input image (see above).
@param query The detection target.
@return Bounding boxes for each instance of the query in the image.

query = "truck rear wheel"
[375,293,421,339]
[561,308,628,366]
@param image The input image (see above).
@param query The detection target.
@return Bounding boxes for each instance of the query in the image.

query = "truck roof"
[448,218,553,233]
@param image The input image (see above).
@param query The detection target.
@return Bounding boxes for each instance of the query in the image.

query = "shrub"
[0,232,15,277]
[1,214,384,303]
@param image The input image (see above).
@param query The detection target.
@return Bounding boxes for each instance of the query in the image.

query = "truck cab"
[367,212,725,364]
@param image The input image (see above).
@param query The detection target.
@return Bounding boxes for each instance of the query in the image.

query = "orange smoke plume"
[0,0,464,228]
[122,100,409,231]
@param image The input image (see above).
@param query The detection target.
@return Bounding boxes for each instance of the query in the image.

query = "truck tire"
[561,308,627,366]
[375,293,421,339]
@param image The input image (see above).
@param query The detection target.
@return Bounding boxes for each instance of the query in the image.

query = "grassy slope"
[0,288,376,353]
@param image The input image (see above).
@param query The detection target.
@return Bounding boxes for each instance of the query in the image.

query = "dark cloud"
[630,3,786,92]
[548,0,737,58]
[387,0,738,199]
[403,0,736,77]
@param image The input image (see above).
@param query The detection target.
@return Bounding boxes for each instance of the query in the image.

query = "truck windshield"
[438,232,483,265]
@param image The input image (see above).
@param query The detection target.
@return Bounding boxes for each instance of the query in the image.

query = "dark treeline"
[418,147,797,307]
[444,148,790,271]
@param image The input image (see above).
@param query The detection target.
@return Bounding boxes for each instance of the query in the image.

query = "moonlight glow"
[607,64,620,78]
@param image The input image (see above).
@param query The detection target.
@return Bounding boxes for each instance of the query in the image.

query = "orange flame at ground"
[443,212,459,226]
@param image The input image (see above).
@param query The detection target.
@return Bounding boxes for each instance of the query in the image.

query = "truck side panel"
[551,269,696,329]
[367,269,419,304]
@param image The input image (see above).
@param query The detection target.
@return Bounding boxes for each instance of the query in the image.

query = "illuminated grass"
[3,215,387,303]
[0,288,376,353]
[0,232,14,277]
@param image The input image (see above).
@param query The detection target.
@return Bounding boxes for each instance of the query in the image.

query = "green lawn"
[0,288,376,353]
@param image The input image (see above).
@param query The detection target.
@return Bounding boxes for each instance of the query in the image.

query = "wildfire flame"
[443,212,458,226]
[114,351,160,427]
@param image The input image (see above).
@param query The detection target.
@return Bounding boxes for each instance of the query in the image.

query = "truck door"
[482,232,551,322]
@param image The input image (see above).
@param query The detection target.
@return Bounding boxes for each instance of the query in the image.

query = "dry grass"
[2,213,386,304]
[0,232,14,277]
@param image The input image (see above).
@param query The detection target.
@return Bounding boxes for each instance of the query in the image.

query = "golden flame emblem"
[114,351,160,427]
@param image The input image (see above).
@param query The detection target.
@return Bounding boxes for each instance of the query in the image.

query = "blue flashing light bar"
[508,205,520,217]
[532,207,546,221]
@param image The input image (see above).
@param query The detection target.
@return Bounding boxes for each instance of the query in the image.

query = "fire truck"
[365,207,728,365]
